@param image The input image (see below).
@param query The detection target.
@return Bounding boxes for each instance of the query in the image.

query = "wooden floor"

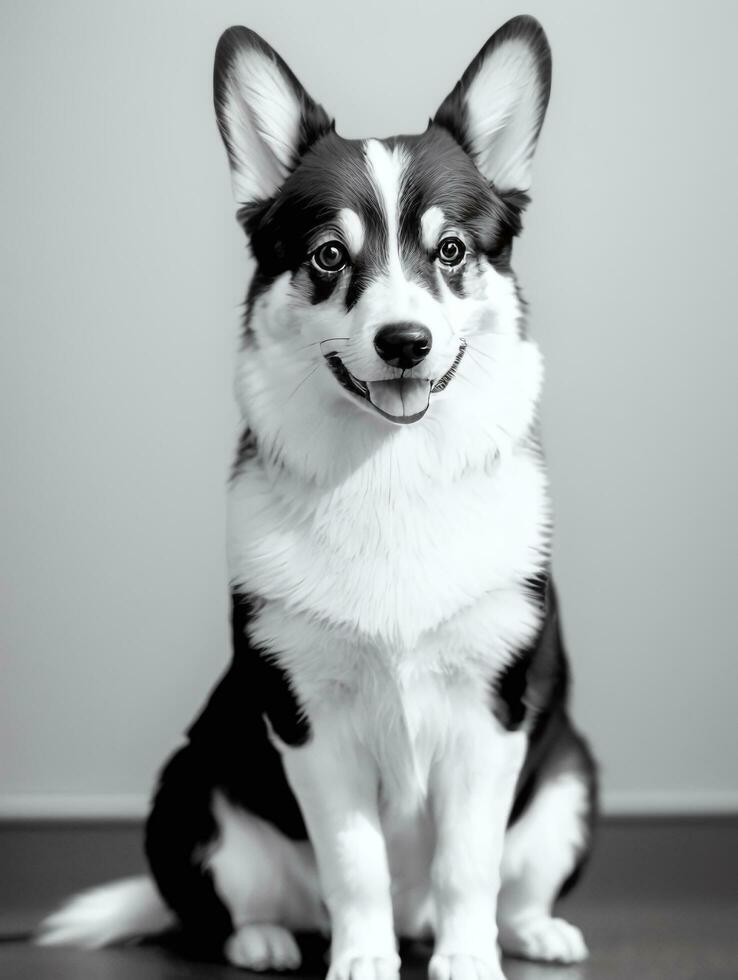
[1,818,737,980]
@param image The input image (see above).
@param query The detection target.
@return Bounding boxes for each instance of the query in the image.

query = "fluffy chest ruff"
[228,438,549,652]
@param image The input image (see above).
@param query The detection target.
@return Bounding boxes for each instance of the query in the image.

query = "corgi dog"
[38,15,597,980]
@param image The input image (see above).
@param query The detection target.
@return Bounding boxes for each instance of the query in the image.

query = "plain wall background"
[1,0,736,818]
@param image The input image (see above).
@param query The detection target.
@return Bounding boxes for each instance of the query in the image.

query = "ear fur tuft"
[214,27,332,205]
[434,15,552,193]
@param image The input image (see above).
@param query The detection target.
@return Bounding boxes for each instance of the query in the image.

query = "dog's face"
[214,18,550,452]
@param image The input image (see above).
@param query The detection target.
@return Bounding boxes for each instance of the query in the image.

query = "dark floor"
[1,818,737,980]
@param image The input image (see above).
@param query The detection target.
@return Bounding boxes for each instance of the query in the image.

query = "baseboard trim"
[0,795,148,821]
[1,790,737,822]
[602,790,738,817]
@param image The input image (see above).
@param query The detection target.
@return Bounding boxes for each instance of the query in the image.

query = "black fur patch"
[241,268,277,341]
[145,593,311,952]
[230,593,310,746]
[493,573,560,732]
[344,203,391,310]
[307,265,343,306]
[491,575,598,856]
[398,127,526,267]
[238,133,389,313]
[230,427,258,481]
[145,744,233,955]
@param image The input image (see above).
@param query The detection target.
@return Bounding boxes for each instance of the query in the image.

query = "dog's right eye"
[311,241,349,274]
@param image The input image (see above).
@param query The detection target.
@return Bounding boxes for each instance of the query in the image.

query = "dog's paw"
[429,953,506,980]
[224,923,301,971]
[499,916,588,964]
[327,952,401,980]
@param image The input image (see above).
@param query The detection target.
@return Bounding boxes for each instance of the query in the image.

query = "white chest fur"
[229,436,547,634]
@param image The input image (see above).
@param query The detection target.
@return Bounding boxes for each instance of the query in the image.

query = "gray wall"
[1,0,736,817]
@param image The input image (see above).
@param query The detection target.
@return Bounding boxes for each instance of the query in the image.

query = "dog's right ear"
[214,27,332,206]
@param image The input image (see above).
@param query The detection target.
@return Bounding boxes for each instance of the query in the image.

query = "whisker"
[295,336,350,353]
[465,342,499,365]
[284,363,321,405]
[494,421,515,443]
[465,349,495,381]
[457,372,490,395]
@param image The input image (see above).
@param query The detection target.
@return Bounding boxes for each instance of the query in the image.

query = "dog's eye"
[312,241,349,274]
[437,237,466,267]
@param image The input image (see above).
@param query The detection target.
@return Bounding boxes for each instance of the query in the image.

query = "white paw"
[224,923,301,971]
[500,916,588,964]
[327,952,401,980]
[429,952,506,980]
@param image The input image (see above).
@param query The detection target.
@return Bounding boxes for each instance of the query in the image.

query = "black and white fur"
[38,16,597,980]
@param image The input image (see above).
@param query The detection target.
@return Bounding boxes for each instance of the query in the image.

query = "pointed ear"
[433,15,552,193]
[213,27,333,206]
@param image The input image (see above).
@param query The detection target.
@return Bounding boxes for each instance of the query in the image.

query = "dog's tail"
[35,875,174,948]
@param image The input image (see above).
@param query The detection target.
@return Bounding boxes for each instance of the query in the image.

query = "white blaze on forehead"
[420,206,446,251]
[364,139,407,275]
[337,208,364,257]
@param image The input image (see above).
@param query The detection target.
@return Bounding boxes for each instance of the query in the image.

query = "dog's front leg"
[429,699,526,980]
[281,711,399,980]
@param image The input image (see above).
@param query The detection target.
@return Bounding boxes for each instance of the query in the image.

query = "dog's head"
[214,17,551,471]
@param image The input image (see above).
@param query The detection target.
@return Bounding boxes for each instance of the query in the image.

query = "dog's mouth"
[323,340,467,425]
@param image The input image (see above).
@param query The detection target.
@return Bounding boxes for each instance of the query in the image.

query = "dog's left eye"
[312,241,349,274]
[437,237,466,267]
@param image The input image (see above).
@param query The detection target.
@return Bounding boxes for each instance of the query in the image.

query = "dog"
[37,15,597,980]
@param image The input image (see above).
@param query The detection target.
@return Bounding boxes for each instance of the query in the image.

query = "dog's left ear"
[433,15,551,193]
[214,27,333,206]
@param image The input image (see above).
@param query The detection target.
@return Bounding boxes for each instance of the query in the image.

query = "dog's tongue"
[366,378,431,422]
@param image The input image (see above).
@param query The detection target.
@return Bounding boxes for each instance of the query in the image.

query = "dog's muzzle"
[324,339,467,425]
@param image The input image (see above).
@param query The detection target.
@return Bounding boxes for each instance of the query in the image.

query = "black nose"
[373,322,432,369]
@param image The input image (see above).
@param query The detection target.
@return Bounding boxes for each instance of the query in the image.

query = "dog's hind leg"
[497,737,595,965]
[206,792,327,971]
[146,742,325,971]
